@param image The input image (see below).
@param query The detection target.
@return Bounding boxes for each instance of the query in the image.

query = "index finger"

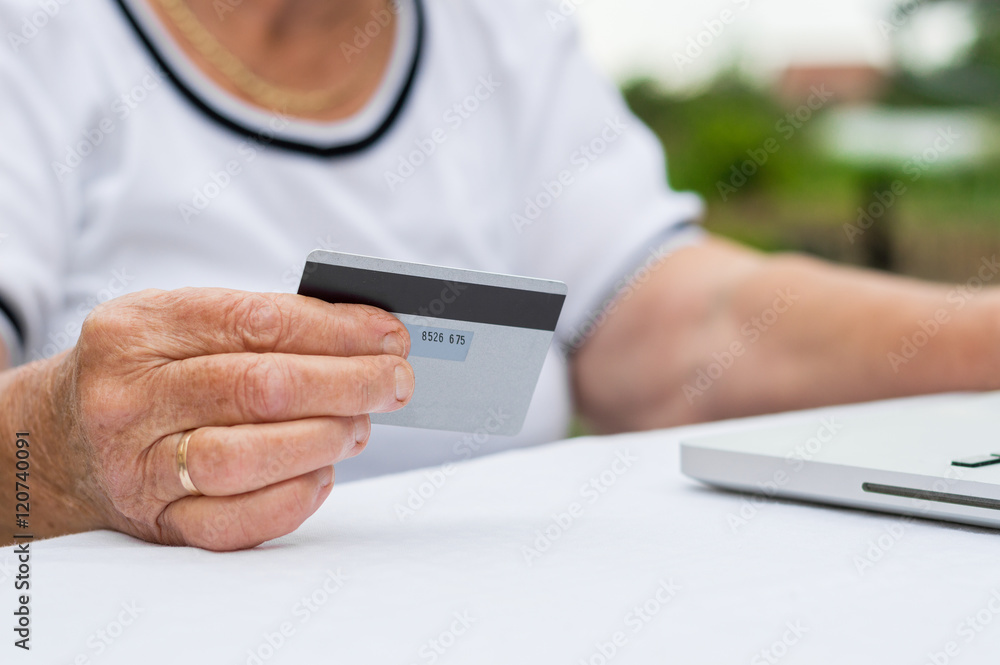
[107,288,410,360]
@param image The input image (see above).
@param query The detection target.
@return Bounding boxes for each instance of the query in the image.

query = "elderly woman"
[1,0,997,551]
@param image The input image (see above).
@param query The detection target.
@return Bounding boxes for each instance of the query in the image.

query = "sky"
[572,0,977,88]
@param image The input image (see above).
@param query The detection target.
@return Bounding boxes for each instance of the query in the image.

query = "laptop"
[680,392,1000,529]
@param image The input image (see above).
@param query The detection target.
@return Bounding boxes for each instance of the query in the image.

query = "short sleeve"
[502,2,704,352]
[0,5,79,366]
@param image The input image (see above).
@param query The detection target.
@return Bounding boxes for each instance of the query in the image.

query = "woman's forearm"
[574,238,1000,432]
[714,253,1000,416]
[1,353,108,547]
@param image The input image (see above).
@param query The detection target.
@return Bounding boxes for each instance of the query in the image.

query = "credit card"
[297,250,567,435]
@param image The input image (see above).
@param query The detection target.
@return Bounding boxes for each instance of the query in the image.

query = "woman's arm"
[573,236,1000,432]
[1,350,109,543]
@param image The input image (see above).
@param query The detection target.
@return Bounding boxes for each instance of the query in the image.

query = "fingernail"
[382,331,406,357]
[395,363,414,402]
[354,415,371,444]
[318,466,334,490]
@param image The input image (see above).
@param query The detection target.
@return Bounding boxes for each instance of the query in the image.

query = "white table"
[5,394,1000,664]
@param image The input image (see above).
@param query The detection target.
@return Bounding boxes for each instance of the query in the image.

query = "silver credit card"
[298,250,567,435]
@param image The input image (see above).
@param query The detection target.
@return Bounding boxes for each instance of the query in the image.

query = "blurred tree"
[624,75,800,199]
[622,1,1000,270]
[886,0,1000,106]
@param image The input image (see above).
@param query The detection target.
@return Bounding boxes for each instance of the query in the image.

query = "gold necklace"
[154,0,391,115]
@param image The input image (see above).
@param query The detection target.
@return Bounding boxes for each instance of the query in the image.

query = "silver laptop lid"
[681,393,1000,529]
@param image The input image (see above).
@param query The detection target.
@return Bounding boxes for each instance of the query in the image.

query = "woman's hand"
[16,288,413,551]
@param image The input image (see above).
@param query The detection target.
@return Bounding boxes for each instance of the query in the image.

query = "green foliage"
[622,75,854,210]
[618,1,1000,275]
[623,76,783,198]
[621,85,1000,270]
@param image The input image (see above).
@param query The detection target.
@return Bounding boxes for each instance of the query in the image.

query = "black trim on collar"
[112,0,425,158]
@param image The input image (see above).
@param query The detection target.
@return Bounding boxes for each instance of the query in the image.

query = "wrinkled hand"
[52,288,412,550]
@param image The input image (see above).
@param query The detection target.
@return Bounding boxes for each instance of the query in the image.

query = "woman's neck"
[149,0,399,121]
[192,0,367,44]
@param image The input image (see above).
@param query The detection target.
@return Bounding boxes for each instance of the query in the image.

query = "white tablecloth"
[5,394,1000,664]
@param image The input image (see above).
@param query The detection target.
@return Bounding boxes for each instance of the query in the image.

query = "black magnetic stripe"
[111,0,425,158]
[0,296,24,345]
[862,483,1000,511]
[298,263,565,332]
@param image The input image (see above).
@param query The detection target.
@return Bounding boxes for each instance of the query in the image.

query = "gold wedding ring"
[176,430,202,496]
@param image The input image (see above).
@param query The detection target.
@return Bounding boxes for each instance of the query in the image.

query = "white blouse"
[0,0,703,479]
